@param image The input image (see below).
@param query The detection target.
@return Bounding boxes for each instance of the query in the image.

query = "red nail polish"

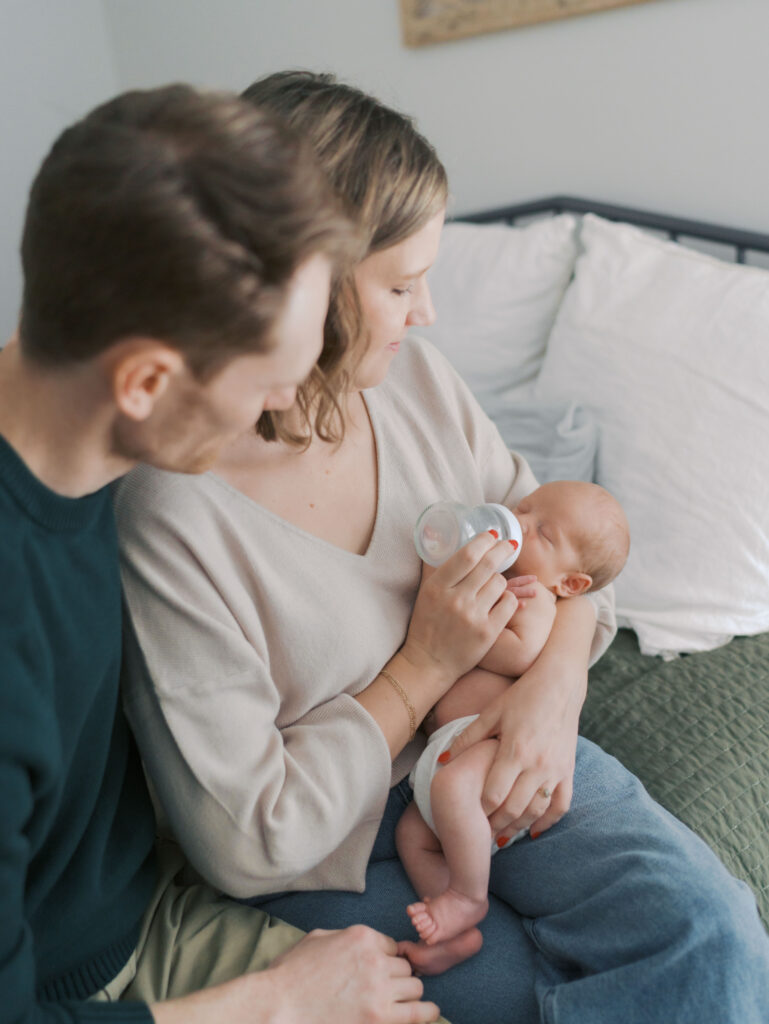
[530,831,540,839]
[496,836,509,848]
[509,539,519,549]
[437,751,450,764]
[488,529,499,539]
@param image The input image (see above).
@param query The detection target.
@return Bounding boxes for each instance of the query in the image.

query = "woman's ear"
[106,339,184,421]
[554,572,592,598]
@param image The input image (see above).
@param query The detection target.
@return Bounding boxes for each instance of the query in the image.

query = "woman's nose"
[406,279,436,328]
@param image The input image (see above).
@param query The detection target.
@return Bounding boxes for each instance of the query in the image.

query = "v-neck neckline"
[207,385,385,561]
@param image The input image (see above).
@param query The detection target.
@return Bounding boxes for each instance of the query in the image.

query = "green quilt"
[581,629,769,926]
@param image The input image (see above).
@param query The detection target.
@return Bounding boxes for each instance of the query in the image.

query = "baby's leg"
[396,800,484,975]
[396,800,450,899]
[407,739,499,946]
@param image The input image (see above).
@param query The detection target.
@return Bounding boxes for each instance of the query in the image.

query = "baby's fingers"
[506,575,537,600]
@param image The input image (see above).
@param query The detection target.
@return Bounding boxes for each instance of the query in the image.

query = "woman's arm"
[445,592,599,837]
[122,608,392,898]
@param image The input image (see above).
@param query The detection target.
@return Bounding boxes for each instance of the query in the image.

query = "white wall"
[0,0,118,341]
[102,0,769,228]
[3,0,769,339]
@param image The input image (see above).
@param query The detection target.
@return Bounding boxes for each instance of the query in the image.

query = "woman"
[115,73,769,1023]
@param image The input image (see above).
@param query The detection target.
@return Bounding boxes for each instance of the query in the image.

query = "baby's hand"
[505,574,537,609]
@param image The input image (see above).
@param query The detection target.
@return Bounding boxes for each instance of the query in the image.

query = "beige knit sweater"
[115,337,615,898]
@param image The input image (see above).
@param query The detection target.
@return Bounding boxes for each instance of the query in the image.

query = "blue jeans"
[255,738,769,1023]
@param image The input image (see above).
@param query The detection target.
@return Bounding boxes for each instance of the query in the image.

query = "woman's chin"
[354,350,399,389]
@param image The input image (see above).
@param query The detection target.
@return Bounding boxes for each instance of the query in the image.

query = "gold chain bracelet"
[379,668,417,741]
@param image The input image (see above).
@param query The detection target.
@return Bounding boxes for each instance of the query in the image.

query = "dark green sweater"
[0,435,156,1022]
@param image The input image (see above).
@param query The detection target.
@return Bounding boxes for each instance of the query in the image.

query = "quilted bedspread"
[581,629,769,926]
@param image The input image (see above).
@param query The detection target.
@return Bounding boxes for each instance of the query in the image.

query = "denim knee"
[652,846,769,1011]
[692,876,769,980]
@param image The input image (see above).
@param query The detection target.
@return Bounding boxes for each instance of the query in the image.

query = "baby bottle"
[414,501,523,573]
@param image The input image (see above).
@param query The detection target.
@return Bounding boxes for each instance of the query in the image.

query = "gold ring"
[539,786,552,799]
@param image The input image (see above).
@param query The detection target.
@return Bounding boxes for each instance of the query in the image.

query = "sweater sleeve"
[117,476,392,898]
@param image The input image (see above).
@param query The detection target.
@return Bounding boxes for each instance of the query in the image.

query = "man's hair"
[242,71,448,446]
[19,84,355,377]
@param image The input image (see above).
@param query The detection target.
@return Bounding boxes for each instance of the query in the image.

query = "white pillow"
[536,214,769,658]
[493,400,598,485]
[419,215,578,421]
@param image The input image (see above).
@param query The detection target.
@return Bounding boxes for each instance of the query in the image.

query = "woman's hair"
[242,71,448,445]
[20,84,354,379]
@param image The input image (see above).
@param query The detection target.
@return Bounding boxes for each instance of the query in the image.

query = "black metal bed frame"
[459,196,769,264]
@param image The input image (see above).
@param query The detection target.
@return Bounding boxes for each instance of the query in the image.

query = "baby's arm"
[428,668,511,732]
[477,582,557,677]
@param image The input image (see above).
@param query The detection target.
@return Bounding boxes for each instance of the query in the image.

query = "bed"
[419,196,769,925]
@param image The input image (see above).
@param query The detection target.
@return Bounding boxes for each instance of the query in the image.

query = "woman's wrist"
[394,640,455,696]
[354,647,456,758]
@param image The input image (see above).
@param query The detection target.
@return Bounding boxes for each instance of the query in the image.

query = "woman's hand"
[401,534,536,685]
[357,537,538,760]
[442,595,596,839]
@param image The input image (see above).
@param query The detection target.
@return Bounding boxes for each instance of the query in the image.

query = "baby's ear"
[554,572,592,598]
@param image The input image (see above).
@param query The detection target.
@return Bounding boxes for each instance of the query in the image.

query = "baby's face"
[511,483,588,591]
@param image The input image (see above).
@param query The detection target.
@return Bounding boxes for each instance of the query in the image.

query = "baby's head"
[511,481,629,597]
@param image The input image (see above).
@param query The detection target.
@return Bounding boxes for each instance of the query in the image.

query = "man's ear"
[106,339,185,421]
[554,572,592,598]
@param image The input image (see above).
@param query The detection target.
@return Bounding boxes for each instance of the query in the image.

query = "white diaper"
[408,714,526,854]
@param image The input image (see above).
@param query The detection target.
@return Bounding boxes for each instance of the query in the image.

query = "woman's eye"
[392,285,414,296]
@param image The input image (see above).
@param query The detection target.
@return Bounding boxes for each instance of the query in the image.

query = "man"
[0,84,441,1024]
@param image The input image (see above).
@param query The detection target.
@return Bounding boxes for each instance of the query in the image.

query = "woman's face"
[351,208,445,390]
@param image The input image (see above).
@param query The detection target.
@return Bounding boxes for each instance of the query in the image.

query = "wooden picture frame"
[400,0,658,48]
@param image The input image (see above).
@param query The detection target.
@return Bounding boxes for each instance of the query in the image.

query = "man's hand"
[151,924,442,1024]
[267,926,442,1023]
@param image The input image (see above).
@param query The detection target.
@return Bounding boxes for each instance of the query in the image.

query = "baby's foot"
[407,890,489,945]
[398,927,483,976]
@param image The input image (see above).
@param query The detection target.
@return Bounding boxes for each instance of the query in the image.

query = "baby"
[397,480,630,973]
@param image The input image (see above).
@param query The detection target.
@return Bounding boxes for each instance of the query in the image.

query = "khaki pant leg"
[121,840,305,1002]
[98,839,451,1023]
